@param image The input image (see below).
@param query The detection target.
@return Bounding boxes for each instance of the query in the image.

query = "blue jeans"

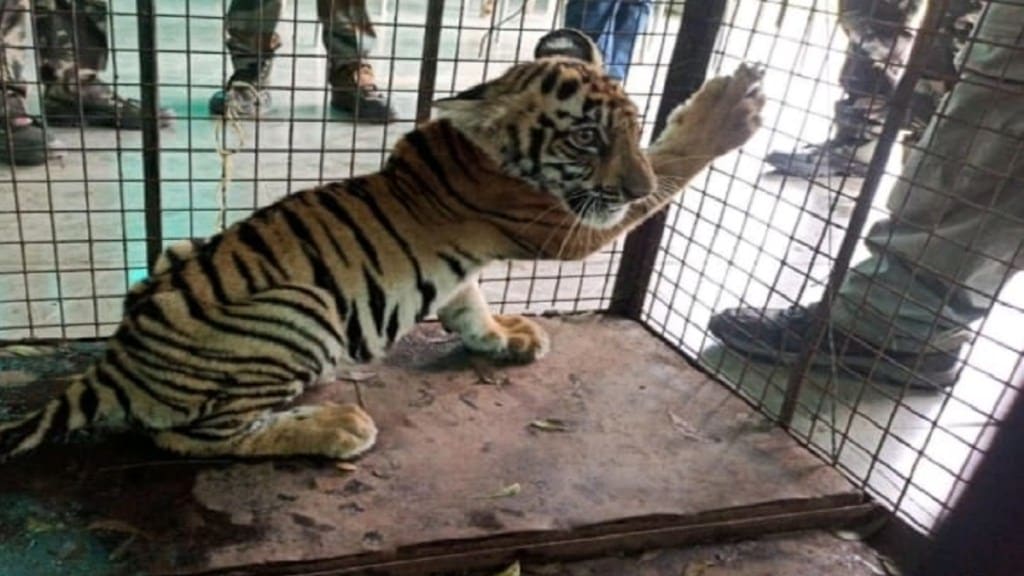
[565,0,651,80]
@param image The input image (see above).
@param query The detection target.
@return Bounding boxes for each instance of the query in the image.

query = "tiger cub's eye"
[570,127,600,148]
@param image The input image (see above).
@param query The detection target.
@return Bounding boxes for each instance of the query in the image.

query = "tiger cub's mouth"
[564,188,630,229]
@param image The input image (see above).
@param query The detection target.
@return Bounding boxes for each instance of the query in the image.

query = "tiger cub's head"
[433,29,656,229]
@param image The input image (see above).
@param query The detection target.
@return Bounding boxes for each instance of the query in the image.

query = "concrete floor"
[0,0,1020,537]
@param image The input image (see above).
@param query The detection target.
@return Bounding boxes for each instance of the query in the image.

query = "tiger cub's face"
[434,30,656,229]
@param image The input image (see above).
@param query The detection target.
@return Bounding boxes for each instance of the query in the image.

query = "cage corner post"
[608,0,729,319]
[136,0,162,271]
[415,0,446,123]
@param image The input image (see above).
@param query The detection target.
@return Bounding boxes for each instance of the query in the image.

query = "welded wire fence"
[1,0,1021,542]
[640,0,1024,534]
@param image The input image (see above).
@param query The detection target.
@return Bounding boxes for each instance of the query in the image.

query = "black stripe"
[93,362,135,419]
[363,265,386,335]
[450,243,482,264]
[181,294,322,373]
[346,180,437,320]
[132,307,300,380]
[438,251,466,278]
[231,251,258,293]
[99,351,183,415]
[557,78,580,100]
[517,64,549,91]
[387,157,460,219]
[79,382,99,423]
[92,362,133,416]
[197,252,230,303]
[345,307,371,362]
[528,126,545,167]
[540,67,560,94]
[0,411,44,455]
[47,396,71,441]
[438,121,480,184]
[403,130,535,224]
[280,206,350,321]
[236,222,287,277]
[386,306,400,346]
[316,189,383,274]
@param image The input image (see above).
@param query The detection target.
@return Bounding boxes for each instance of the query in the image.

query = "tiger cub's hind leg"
[154,402,378,459]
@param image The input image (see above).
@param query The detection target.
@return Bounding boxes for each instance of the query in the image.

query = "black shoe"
[44,75,175,129]
[209,79,271,118]
[708,304,961,390]
[329,63,396,124]
[766,139,870,178]
[0,90,61,166]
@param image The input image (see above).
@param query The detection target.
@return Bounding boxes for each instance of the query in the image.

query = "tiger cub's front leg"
[439,278,550,363]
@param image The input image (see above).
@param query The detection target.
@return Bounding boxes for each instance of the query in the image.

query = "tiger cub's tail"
[0,373,123,461]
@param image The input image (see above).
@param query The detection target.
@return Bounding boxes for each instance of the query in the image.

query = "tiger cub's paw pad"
[463,315,550,363]
[667,62,765,155]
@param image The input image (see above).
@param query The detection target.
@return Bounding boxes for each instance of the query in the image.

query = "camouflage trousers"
[835,0,984,144]
[226,0,375,87]
[0,0,109,99]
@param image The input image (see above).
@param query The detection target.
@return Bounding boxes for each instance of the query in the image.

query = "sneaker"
[329,63,396,124]
[44,75,175,129]
[209,79,271,118]
[765,138,871,178]
[0,90,61,166]
[707,304,961,390]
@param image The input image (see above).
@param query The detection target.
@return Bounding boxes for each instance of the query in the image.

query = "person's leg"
[319,0,394,123]
[565,0,617,76]
[209,0,283,117]
[605,0,650,81]
[0,0,52,165]
[710,2,1024,389]
[35,0,173,128]
[767,0,920,178]
[903,0,983,145]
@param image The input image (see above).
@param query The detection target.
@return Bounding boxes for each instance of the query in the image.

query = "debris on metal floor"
[0,317,869,574]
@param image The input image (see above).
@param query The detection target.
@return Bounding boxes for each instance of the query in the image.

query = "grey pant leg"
[33,0,109,88]
[831,38,1024,355]
[0,0,29,98]
[317,0,374,81]
[225,0,282,84]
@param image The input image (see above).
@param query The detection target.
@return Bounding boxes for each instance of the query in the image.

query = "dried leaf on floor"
[459,391,479,409]
[529,418,573,432]
[336,369,378,382]
[87,519,152,540]
[668,411,706,441]
[682,560,714,576]
[638,549,663,562]
[108,534,137,562]
[492,560,521,576]
[25,517,63,533]
[480,482,521,499]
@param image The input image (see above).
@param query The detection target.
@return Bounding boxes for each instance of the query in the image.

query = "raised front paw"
[462,315,551,364]
[662,63,766,156]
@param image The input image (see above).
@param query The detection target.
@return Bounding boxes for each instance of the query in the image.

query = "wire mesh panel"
[0,0,694,339]
[641,0,1023,533]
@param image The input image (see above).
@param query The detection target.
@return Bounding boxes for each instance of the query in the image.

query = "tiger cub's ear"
[534,28,603,67]
[432,79,509,120]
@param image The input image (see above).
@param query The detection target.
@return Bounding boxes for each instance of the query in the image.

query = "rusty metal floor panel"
[0,316,870,575]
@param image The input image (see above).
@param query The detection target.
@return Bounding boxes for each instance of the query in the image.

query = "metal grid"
[0,0,694,339]
[1,0,1021,545]
[640,0,1023,534]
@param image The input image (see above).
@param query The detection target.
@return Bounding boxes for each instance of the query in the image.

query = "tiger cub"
[0,29,763,460]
